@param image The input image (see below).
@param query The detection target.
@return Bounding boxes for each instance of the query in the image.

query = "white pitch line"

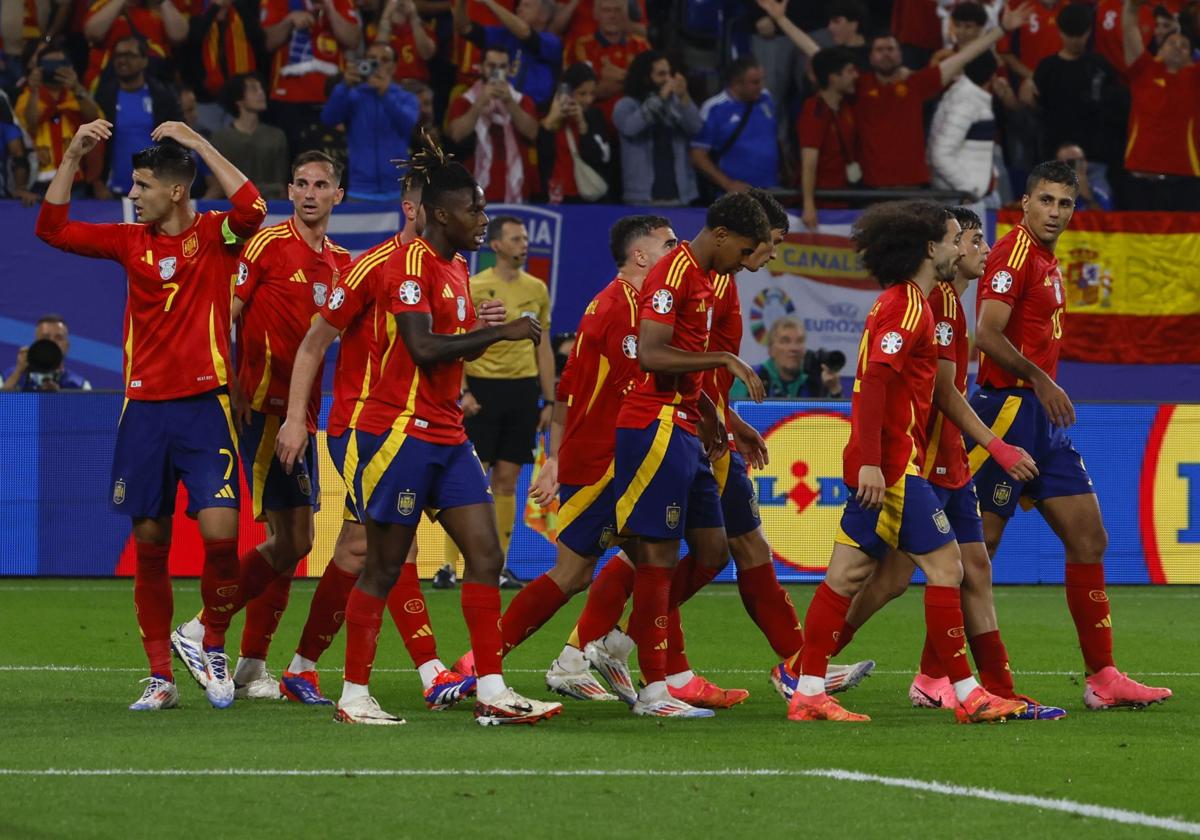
[0,766,1195,835]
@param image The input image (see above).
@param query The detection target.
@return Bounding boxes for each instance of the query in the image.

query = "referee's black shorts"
[463,376,541,465]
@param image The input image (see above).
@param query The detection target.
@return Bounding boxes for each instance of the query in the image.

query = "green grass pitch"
[0,580,1196,839]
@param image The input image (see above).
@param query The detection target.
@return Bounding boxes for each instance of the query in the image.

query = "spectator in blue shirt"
[454,0,562,108]
[690,55,780,194]
[94,36,182,197]
[321,41,420,202]
[0,109,36,205]
[2,314,92,392]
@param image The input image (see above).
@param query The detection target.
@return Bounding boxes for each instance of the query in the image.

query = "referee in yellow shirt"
[437,215,556,589]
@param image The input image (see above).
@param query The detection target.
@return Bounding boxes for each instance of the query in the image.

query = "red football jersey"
[997,0,1064,73]
[616,243,714,436]
[1124,53,1200,177]
[261,0,359,103]
[320,234,403,437]
[702,271,741,449]
[235,218,352,432]
[35,181,267,401]
[843,281,937,487]
[923,281,970,490]
[977,224,1065,390]
[855,66,942,187]
[569,33,651,118]
[353,237,477,444]
[556,276,643,486]
[797,95,857,190]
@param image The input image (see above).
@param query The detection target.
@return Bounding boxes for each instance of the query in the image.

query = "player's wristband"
[986,437,1023,472]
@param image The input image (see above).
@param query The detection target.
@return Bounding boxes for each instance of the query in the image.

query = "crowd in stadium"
[1,0,1198,211]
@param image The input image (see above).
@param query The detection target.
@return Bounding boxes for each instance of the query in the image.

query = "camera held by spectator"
[2,314,92,392]
[730,316,845,400]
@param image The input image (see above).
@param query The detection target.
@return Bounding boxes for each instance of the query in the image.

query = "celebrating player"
[335,143,561,726]
[827,206,1065,720]
[789,200,1028,724]
[968,161,1172,709]
[614,193,769,718]
[273,169,484,710]
[35,119,267,711]
[171,152,353,703]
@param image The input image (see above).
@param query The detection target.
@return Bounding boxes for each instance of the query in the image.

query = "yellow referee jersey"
[465,267,551,379]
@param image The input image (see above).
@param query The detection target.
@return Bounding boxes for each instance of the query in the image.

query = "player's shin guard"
[969,630,1015,698]
[387,562,438,667]
[501,574,570,655]
[202,547,278,641]
[573,554,635,649]
[134,542,174,680]
[831,621,857,656]
[630,565,673,685]
[924,585,972,683]
[736,562,805,659]
[919,633,947,679]
[668,553,722,610]
[462,582,503,676]
[200,538,239,650]
[665,609,689,675]
[798,582,851,679]
[240,571,293,660]
[296,561,359,663]
[343,587,386,686]
[1064,562,1115,674]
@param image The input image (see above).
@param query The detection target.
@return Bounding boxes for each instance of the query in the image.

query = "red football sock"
[202,546,279,640]
[630,564,673,685]
[574,555,635,648]
[387,562,438,668]
[133,542,173,680]
[501,574,570,655]
[240,570,293,660]
[970,630,1015,697]
[200,538,239,650]
[831,620,858,657]
[343,586,386,685]
[296,562,359,663]
[919,633,946,679]
[462,582,503,677]
[798,582,851,680]
[924,585,972,683]
[668,552,722,610]
[1064,562,1115,674]
[665,608,690,675]
[736,563,804,659]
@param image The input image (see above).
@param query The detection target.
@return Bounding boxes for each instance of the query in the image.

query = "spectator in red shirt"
[181,0,265,137]
[1092,0,1178,72]
[370,0,436,84]
[551,0,646,56]
[761,0,1031,188]
[890,0,943,68]
[536,61,611,202]
[82,0,188,87]
[261,0,361,156]
[445,46,539,202]
[797,46,859,229]
[568,0,651,119]
[998,0,1065,106]
[17,45,104,195]
[1120,0,1200,209]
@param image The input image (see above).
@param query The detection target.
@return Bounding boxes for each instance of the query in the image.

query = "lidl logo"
[1140,405,1200,583]
[755,410,851,573]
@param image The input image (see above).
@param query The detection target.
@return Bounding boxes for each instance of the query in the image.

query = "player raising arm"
[36,119,266,712]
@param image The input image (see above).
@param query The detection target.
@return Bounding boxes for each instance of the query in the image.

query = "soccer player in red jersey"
[170,151,353,704]
[789,201,1028,724]
[613,193,768,718]
[35,119,267,711]
[969,161,1173,709]
[274,170,487,711]
[829,207,1066,720]
[448,215,677,702]
[334,145,561,726]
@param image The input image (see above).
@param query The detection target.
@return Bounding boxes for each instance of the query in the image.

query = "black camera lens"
[26,338,64,373]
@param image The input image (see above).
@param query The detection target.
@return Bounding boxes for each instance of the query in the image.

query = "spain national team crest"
[297,473,312,497]
[312,283,328,307]
[665,504,681,530]
[182,233,198,258]
[112,479,126,505]
[933,510,951,534]
[397,491,416,516]
[993,482,1012,507]
[599,525,615,549]
[158,256,176,280]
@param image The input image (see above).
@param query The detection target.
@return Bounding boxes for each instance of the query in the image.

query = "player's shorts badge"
[158,257,176,280]
[880,331,903,354]
[991,270,1013,293]
[297,473,312,497]
[312,283,328,307]
[328,287,345,310]
[993,482,1012,507]
[112,479,126,505]
[933,510,951,534]
[935,321,954,347]
[622,335,638,359]
[397,491,417,516]
[182,233,198,258]
[599,526,615,550]
[457,296,467,322]
[665,504,681,530]
[749,491,760,521]
[651,289,674,314]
